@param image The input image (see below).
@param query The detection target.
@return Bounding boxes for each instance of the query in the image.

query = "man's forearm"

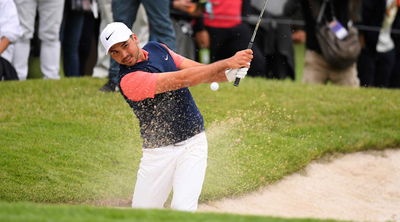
[155,49,253,94]
[156,58,230,94]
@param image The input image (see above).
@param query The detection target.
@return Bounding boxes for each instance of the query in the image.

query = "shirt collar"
[137,49,149,63]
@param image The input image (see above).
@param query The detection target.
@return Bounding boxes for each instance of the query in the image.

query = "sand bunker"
[199,149,400,222]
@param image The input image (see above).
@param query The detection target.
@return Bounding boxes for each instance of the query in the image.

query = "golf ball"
[210,82,219,91]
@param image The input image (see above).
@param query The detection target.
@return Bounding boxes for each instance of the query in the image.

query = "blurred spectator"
[130,5,150,48]
[0,0,22,80]
[357,0,400,88]
[289,3,306,45]
[291,0,361,87]
[246,0,296,80]
[113,0,175,49]
[61,0,95,77]
[79,5,101,76]
[171,0,210,63]
[93,0,149,80]
[284,0,307,50]
[100,0,170,92]
[92,0,113,79]
[171,0,201,60]
[13,0,65,80]
[204,0,266,77]
[195,28,211,64]
[390,15,400,88]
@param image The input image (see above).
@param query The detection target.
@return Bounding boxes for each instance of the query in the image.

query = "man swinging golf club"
[100,22,251,211]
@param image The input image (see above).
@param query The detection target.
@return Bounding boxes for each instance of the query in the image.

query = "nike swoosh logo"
[164,55,168,60]
[105,31,114,40]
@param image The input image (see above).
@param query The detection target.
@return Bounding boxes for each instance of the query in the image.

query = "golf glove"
[225,68,249,82]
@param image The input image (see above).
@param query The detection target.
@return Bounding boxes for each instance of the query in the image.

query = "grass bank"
[1,77,399,205]
[0,201,333,222]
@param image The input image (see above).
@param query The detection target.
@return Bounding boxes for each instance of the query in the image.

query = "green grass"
[1,78,399,205]
[0,201,336,222]
[1,63,399,221]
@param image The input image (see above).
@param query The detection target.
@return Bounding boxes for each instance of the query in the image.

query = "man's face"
[109,34,141,66]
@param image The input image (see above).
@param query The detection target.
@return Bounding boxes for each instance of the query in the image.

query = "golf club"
[234,0,269,87]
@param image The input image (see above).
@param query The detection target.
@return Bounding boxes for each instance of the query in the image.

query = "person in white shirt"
[0,0,22,63]
[12,0,65,80]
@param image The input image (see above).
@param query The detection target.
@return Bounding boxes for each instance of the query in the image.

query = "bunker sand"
[199,149,400,222]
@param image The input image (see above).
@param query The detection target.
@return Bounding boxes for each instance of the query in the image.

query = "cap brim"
[105,35,131,55]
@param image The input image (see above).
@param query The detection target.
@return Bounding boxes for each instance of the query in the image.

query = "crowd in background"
[0,0,400,89]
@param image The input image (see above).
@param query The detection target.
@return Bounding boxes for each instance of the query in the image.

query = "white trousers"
[92,0,113,78]
[12,0,64,80]
[132,132,208,212]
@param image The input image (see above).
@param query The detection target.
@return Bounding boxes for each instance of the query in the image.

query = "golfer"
[100,22,252,211]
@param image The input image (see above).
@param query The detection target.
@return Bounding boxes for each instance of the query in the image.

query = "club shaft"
[234,0,269,87]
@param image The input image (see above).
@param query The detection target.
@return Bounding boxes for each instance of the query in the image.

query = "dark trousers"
[357,48,395,87]
[265,54,293,80]
[109,0,176,84]
[254,23,295,80]
[61,10,85,77]
[390,51,400,88]
[0,56,18,80]
[206,23,266,77]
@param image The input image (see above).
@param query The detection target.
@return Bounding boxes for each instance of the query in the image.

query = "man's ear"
[131,33,139,43]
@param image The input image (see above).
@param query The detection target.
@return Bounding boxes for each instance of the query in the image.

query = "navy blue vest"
[118,42,204,148]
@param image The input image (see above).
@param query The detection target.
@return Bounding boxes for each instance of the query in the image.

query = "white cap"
[100,22,133,54]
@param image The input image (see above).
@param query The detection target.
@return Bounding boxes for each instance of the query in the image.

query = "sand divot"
[198,149,400,222]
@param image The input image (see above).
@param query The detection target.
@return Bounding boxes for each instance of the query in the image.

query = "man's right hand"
[226,49,253,70]
[223,49,252,82]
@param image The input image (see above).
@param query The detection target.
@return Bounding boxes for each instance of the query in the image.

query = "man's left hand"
[235,67,249,79]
